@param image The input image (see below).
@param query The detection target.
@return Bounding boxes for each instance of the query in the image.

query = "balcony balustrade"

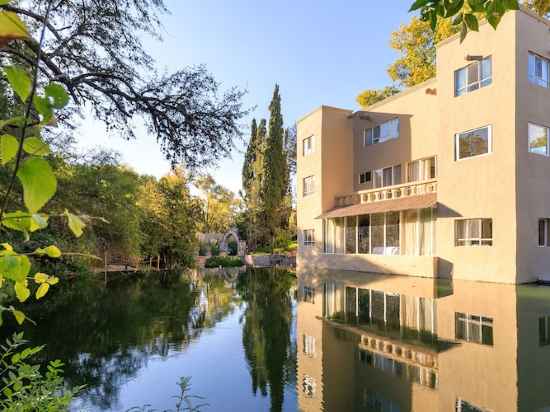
[335,179,438,207]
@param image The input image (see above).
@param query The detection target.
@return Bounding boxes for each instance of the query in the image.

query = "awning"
[317,193,437,219]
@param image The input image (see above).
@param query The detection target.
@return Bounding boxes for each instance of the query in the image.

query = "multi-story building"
[296,271,550,411]
[296,8,550,284]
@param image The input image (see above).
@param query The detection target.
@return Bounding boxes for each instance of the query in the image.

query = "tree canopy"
[0,0,248,169]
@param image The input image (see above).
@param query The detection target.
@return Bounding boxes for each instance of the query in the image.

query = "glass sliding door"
[358,215,370,254]
[323,219,335,254]
[345,216,357,254]
[371,213,385,255]
[334,217,345,254]
[385,212,400,255]
[358,289,370,323]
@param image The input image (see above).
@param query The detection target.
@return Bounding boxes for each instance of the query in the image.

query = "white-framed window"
[455,125,492,161]
[455,312,494,346]
[407,156,437,182]
[303,175,315,196]
[303,135,314,156]
[359,170,371,185]
[303,335,316,357]
[455,219,493,246]
[454,56,492,97]
[364,118,400,146]
[371,164,401,188]
[539,316,550,346]
[538,219,550,247]
[529,123,550,156]
[529,52,550,88]
[303,229,315,246]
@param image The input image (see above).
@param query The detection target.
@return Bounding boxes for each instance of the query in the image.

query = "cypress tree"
[242,118,258,200]
[261,85,286,241]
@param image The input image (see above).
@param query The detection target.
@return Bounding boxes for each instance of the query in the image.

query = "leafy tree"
[356,86,401,108]
[0,0,247,169]
[242,118,258,199]
[195,174,241,234]
[261,85,286,243]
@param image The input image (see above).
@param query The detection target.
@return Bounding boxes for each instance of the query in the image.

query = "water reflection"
[9,268,297,411]
[296,270,550,412]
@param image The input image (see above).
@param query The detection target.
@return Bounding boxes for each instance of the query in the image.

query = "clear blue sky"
[76,0,413,193]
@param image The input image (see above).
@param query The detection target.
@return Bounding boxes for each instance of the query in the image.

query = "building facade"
[296,8,550,284]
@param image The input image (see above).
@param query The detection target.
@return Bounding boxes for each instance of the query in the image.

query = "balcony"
[335,179,438,208]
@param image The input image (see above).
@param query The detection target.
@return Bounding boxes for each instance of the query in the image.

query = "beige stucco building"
[297,8,550,284]
[296,270,550,411]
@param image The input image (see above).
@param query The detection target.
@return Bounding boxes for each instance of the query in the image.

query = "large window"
[455,312,494,346]
[455,219,493,246]
[364,118,400,146]
[529,123,550,156]
[407,157,436,182]
[303,229,315,246]
[529,52,550,88]
[345,216,357,254]
[539,316,550,346]
[455,126,491,160]
[370,164,401,188]
[454,56,492,97]
[303,135,314,156]
[538,219,550,247]
[303,175,315,196]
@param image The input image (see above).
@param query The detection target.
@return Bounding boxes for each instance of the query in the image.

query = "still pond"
[12,268,550,411]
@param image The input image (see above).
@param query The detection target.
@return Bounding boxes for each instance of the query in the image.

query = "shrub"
[228,240,238,256]
[210,242,220,256]
[198,242,209,256]
[204,256,243,268]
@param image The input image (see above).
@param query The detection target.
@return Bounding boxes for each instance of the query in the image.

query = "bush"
[228,240,238,256]
[198,242,209,256]
[210,242,220,256]
[204,256,243,268]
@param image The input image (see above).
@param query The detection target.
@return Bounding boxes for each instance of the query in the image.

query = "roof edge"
[296,105,352,124]
[359,77,437,112]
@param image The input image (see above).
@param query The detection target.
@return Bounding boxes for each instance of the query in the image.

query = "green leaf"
[44,245,61,258]
[445,0,464,17]
[14,282,30,303]
[65,210,85,237]
[22,137,49,156]
[460,20,468,42]
[0,1,13,6]
[45,83,69,109]
[0,255,30,282]
[32,95,53,121]
[1,211,48,233]
[16,157,57,213]
[409,0,430,12]
[35,283,49,299]
[502,0,519,9]
[0,134,18,165]
[0,11,29,45]
[3,66,32,102]
[12,309,25,325]
[464,13,479,31]
[0,116,25,130]
[452,12,464,25]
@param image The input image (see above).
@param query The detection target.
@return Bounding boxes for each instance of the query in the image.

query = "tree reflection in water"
[237,268,296,412]
[8,272,238,411]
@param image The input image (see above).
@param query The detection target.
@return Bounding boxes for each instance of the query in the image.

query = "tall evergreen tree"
[261,85,286,241]
[242,118,258,199]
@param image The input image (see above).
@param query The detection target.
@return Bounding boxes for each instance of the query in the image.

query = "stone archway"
[220,228,246,256]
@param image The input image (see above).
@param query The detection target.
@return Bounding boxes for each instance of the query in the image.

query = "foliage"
[138,169,202,270]
[388,17,457,87]
[409,0,519,41]
[524,0,550,15]
[210,242,220,257]
[198,243,209,257]
[195,174,241,234]
[237,268,295,411]
[227,240,238,256]
[356,86,401,108]
[204,256,242,268]
[0,333,80,411]
[0,0,248,169]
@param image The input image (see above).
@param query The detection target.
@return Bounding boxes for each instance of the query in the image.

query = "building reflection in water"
[296,270,550,412]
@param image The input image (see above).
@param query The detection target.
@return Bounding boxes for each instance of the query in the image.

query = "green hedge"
[204,256,243,268]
